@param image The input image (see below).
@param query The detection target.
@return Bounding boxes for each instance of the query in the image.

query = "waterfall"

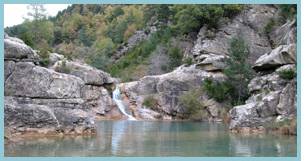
[112,85,136,120]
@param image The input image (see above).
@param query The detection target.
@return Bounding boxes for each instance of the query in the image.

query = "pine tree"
[224,36,254,105]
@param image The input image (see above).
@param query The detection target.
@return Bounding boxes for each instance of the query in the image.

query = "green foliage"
[168,46,183,70]
[55,60,71,74]
[108,28,173,80]
[278,69,296,80]
[179,90,204,117]
[39,58,50,67]
[172,4,243,34]
[279,4,297,22]
[202,38,253,106]
[183,57,193,66]
[224,37,254,105]
[203,78,232,102]
[264,18,276,35]
[223,4,244,18]
[143,95,159,109]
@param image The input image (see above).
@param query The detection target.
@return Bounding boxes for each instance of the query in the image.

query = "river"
[5,120,296,157]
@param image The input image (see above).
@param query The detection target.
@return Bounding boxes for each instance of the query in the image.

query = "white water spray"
[112,85,136,120]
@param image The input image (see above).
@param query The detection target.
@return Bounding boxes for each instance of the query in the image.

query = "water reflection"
[5,120,296,157]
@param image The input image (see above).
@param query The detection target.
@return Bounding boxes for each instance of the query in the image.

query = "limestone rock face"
[52,60,114,85]
[270,20,296,46]
[4,36,39,62]
[192,5,275,68]
[229,65,296,130]
[4,97,59,129]
[4,35,115,137]
[5,62,84,99]
[253,44,296,71]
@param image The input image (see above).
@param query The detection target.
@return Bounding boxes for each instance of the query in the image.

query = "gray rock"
[229,103,265,129]
[137,108,162,120]
[4,97,59,128]
[253,44,296,71]
[192,5,273,65]
[121,66,225,118]
[276,79,296,116]
[81,85,115,114]
[270,20,296,46]
[256,91,280,118]
[4,61,15,81]
[241,5,277,32]
[5,62,84,99]
[52,60,114,85]
[48,53,65,66]
[196,55,227,71]
[4,36,39,62]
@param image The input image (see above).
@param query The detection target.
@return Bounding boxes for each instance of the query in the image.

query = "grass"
[278,69,296,80]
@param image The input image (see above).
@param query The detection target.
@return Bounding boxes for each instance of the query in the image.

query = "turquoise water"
[5,120,296,157]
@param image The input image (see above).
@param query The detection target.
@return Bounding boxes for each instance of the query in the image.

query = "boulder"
[48,53,65,66]
[253,44,296,71]
[4,35,39,62]
[4,97,59,128]
[52,60,114,85]
[5,62,84,99]
[136,108,162,120]
[229,103,265,129]
[195,55,227,71]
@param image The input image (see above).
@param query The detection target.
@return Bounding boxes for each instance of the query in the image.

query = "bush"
[179,89,203,116]
[223,4,244,18]
[278,69,296,80]
[168,46,183,70]
[183,57,193,66]
[264,18,276,35]
[55,60,71,74]
[279,4,297,22]
[143,95,159,109]
[39,58,50,67]
[203,78,232,102]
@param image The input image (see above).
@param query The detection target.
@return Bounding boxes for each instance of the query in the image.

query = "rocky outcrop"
[4,34,39,62]
[52,60,115,85]
[253,44,296,71]
[120,65,226,120]
[192,5,276,71]
[229,17,296,132]
[4,35,117,138]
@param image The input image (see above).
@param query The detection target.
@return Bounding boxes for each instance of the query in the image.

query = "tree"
[24,4,48,43]
[224,36,254,105]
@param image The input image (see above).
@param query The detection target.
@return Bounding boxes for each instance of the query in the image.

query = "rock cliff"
[4,35,117,138]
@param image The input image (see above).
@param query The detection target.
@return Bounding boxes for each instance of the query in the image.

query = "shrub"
[183,57,193,66]
[179,89,203,116]
[203,78,232,102]
[279,4,297,22]
[278,69,296,80]
[143,95,159,109]
[264,18,276,35]
[168,46,183,70]
[55,60,71,74]
[223,4,244,18]
[39,58,50,67]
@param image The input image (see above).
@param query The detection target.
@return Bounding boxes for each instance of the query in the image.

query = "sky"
[4,4,71,27]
